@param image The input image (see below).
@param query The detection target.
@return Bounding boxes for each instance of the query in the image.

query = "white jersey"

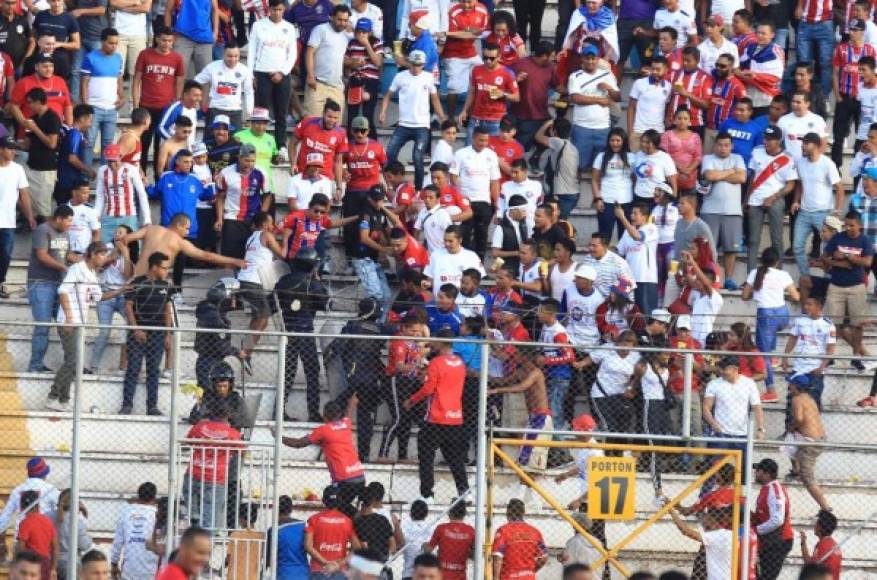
[0,477,60,535]
[561,284,604,346]
[193,60,254,113]
[498,179,542,225]
[651,203,680,244]
[777,112,827,158]
[67,202,99,253]
[747,147,798,207]
[857,81,877,141]
[414,205,453,254]
[697,36,740,72]
[789,315,836,374]
[237,231,274,285]
[653,8,697,47]
[423,247,485,288]
[110,503,160,580]
[616,222,658,283]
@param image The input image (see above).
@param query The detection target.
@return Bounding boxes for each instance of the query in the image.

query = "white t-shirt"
[67,203,100,254]
[307,23,350,87]
[400,519,435,578]
[568,68,617,129]
[110,503,159,579]
[498,179,542,225]
[590,348,641,398]
[702,528,733,580]
[423,247,485,288]
[789,315,837,374]
[796,155,840,212]
[561,284,604,346]
[857,82,877,140]
[574,447,604,495]
[350,3,384,39]
[193,61,254,112]
[113,9,147,37]
[653,8,697,47]
[451,146,501,203]
[431,138,455,167]
[651,203,680,244]
[592,151,634,204]
[745,267,794,308]
[629,77,672,134]
[389,70,437,128]
[690,289,724,344]
[704,375,760,435]
[0,161,28,229]
[747,147,798,207]
[777,112,827,158]
[633,150,677,199]
[414,205,454,253]
[286,173,334,207]
[641,365,670,400]
[698,36,740,72]
[616,222,658,283]
[56,262,102,324]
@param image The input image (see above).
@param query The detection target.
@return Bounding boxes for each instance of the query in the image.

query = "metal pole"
[741,417,756,580]
[67,325,86,580]
[682,353,693,439]
[166,328,182,553]
[473,340,490,580]
[270,335,287,578]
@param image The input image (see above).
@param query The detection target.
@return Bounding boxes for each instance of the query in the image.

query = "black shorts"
[238,280,272,318]
[221,219,252,260]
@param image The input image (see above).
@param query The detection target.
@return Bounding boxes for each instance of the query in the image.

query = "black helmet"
[206,277,240,304]
[292,247,319,271]
[209,361,235,384]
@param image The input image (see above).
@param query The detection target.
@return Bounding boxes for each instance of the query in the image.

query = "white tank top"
[237,231,274,284]
[549,262,577,302]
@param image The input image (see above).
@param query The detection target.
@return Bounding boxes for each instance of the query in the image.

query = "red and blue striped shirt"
[833,42,876,97]
[708,76,747,129]
[800,0,832,22]
[217,164,266,221]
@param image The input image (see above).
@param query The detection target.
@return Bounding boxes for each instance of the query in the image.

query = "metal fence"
[0,317,875,579]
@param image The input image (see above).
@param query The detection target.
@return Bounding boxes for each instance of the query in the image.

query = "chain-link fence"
[0,301,875,579]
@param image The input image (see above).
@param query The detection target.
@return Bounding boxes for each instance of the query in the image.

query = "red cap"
[409,8,428,25]
[572,414,597,432]
[104,143,121,162]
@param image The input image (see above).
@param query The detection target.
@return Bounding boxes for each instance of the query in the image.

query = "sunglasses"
[352,128,368,133]
[482,56,497,61]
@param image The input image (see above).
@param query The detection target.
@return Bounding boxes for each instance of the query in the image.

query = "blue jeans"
[793,209,829,276]
[554,193,580,219]
[27,281,59,371]
[351,258,392,322]
[547,377,571,430]
[596,201,632,242]
[86,107,118,167]
[465,118,501,145]
[386,125,430,189]
[703,431,749,494]
[634,282,658,319]
[775,28,789,53]
[756,305,790,388]
[570,125,610,170]
[89,295,127,371]
[70,39,103,103]
[514,118,547,152]
[123,330,165,410]
[182,475,228,531]
[100,215,140,243]
[796,21,834,94]
[0,228,13,284]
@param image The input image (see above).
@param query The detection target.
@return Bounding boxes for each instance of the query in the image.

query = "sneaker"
[864,360,877,372]
[857,396,875,407]
[160,369,171,379]
[417,495,435,506]
[171,293,184,306]
[118,405,133,415]
[852,360,866,371]
[278,146,289,164]
[723,279,739,291]
[761,391,780,403]
[785,470,800,481]
[82,368,94,375]
[146,407,163,416]
[0,285,9,299]
[29,365,53,373]
[45,398,65,412]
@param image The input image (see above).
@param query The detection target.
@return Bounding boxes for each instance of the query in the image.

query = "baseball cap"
[104,143,121,161]
[574,264,598,280]
[250,107,271,122]
[649,308,671,324]
[581,43,600,57]
[409,50,427,65]
[654,182,674,196]
[239,143,257,157]
[367,184,387,200]
[862,167,877,181]
[351,116,370,131]
[305,152,324,166]
[849,18,867,31]
[676,314,692,330]
[716,355,740,368]
[211,114,235,131]
[763,125,783,141]
[572,414,597,432]
[787,372,812,388]
[824,214,844,232]
[507,194,528,208]
[753,458,779,476]
[355,17,373,32]
[191,142,208,157]
[0,136,19,150]
[706,14,724,27]
[35,53,54,64]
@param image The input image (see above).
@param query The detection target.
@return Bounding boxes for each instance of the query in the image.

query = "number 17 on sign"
[587,456,636,520]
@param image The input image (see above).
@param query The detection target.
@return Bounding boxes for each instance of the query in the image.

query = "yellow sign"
[587,456,636,520]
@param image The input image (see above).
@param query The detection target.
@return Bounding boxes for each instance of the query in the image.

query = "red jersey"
[727,346,766,380]
[17,513,55,559]
[156,563,188,580]
[811,536,842,580]
[305,509,355,571]
[0,51,13,106]
[488,135,525,183]
[409,353,466,425]
[668,67,713,127]
[294,117,349,177]
[470,65,518,121]
[707,76,747,129]
[344,138,387,191]
[309,417,364,482]
[282,210,331,259]
[436,184,471,213]
[387,336,422,377]
[484,32,525,66]
[392,181,416,209]
[185,420,243,484]
[134,48,185,109]
[833,43,876,97]
[800,0,832,22]
[11,74,71,123]
[753,480,793,541]
[691,486,736,514]
[428,521,476,580]
[444,2,490,59]
[399,234,429,270]
[662,48,684,80]
[491,521,546,580]
[668,335,703,393]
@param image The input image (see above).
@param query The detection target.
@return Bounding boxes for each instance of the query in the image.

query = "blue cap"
[787,373,811,388]
[355,17,373,32]
[863,166,877,181]
[581,44,600,57]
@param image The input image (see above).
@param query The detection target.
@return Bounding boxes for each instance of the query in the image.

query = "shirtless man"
[124,213,246,277]
[489,347,551,470]
[787,377,830,511]
[156,116,193,177]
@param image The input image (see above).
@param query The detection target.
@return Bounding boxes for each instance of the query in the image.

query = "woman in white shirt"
[632,129,679,202]
[632,342,673,495]
[741,247,800,398]
[592,128,635,243]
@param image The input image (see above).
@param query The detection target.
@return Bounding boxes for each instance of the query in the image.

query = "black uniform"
[193,299,239,389]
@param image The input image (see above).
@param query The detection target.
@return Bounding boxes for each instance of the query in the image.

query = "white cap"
[649,308,671,324]
[409,50,427,65]
[191,142,208,157]
[414,13,433,30]
[574,264,598,280]
[676,315,692,330]
[250,107,271,122]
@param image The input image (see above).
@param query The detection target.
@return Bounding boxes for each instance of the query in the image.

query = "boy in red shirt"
[425,501,475,580]
[14,490,57,580]
[305,486,361,575]
[491,499,547,580]
[801,509,842,580]
[488,116,525,184]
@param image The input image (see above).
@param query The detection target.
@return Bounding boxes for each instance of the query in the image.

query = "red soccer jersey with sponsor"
[488,135,525,183]
[408,353,466,425]
[185,420,243,484]
[399,234,429,270]
[282,210,331,259]
[667,67,713,127]
[156,563,188,580]
[294,116,349,177]
[392,181,416,209]
[308,417,365,482]
[707,76,747,129]
[344,139,387,191]
[386,336,423,377]
[444,2,490,59]
[306,509,355,571]
[10,74,71,123]
[801,0,832,22]
[485,32,525,66]
[436,184,471,213]
[428,521,476,580]
[134,48,185,109]
[833,43,876,97]
[491,521,546,580]
[812,537,843,580]
[470,65,518,121]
